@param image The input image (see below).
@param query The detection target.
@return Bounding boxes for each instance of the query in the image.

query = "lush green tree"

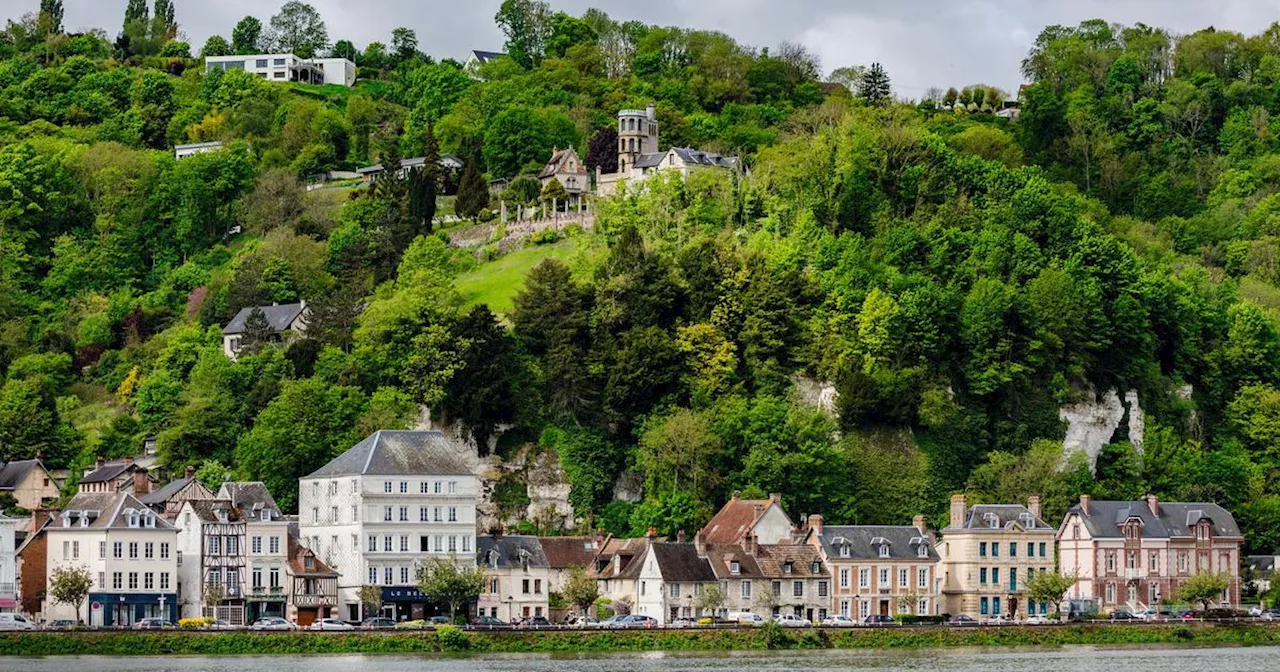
[1177,572,1231,612]
[1025,570,1077,618]
[201,35,231,57]
[440,305,517,454]
[331,39,357,62]
[231,16,262,54]
[391,27,418,63]
[49,565,93,624]
[417,556,486,621]
[270,1,328,58]
[858,62,891,106]
[561,566,599,616]
[495,0,551,68]
[540,177,567,205]
[483,105,578,179]
[454,154,489,222]
[38,0,64,37]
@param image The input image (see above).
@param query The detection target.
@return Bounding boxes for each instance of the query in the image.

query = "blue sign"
[382,586,428,602]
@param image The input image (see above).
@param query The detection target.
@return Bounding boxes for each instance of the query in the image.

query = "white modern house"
[298,430,478,622]
[0,513,16,613]
[46,493,179,625]
[174,141,223,160]
[204,54,356,87]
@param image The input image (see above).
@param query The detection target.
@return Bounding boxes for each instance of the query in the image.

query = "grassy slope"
[454,237,599,316]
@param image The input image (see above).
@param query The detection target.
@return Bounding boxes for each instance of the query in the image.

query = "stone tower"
[617,103,659,174]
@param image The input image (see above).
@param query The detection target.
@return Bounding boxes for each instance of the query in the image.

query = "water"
[5,645,1277,672]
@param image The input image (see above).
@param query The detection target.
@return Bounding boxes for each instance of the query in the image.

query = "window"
[256,59,268,68]
[1149,552,1158,573]
[253,568,263,588]
[783,562,793,575]
[535,579,542,594]
[434,507,442,522]
[1009,543,1017,557]
[839,568,850,589]
[463,536,471,552]
[741,580,752,598]
[113,541,123,558]
[144,542,153,559]
[129,542,138,559]
[400,536,409,552]
[448,536,457,552]
[793,580,803,597]
[269,536,280,554]
[399,506,408,522]
[879,568,889,586]
[434,536,443,552]
[383,536,392,552]
[918,567,928,588]
[313,508,319,524]
[1178,552,1189,573]
[99,541,106,559]
[772,580,782,597]
[1027,542,1035,557]
[522,579,531,594]
[818,580,829,598]
[991,543,999,558]
[177,551,183,566]
[384,481,392,493]
[859,568,870,588]
[112,572,122,590]
[1105,552,1116,573]
[1149,583,1160,604]
[918,544,929,558]
[331,506,339,523]
[918,598,928,615]
[434,482,441,494]
[128,572,138,590]
[878,544,890,558]
[899,568,908,587]
[980,597,989,615]
[1039,542,1047,558]
[369,567,378,584]
[368,536,377,552]
[992,596,1001,615]
[979,542,987,557]
[980,568,988,584]
[1106,582,1116,604]
[384,567,393,584]
[671,583,681,598]
[992,568,1000,584]
[420,483,429,494]
[160,573,170,590]
[400,481,408,493]
[144,573,154,590]
[1010,568,1017,591]
[270,568,279,588]
[252,536,262,554]
[384,506,393,521]
[61,541,69,560]
[448,481,457,494]
[401,567,410,584]
[730,561,740,575]
[420,507,429,522]
[227,536,239,556]
[97,572,105,590]
[448,507,457,522]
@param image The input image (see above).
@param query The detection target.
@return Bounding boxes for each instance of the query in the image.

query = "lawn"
[454,237,598,316]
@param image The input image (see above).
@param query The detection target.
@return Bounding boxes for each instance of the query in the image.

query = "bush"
[178,617,212,630]
[529,228,564,245]
[436,624,469,650]
[395,620,427,630]
[760,620,792,649]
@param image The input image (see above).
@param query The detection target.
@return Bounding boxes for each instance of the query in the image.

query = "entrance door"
[879,600,890,616]
[296,607,318,627]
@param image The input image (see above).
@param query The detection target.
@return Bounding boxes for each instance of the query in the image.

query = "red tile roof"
[699,496,777,546]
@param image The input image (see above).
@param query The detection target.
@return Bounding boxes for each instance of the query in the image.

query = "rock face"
[1059,388,1144,473]
[792,375,839,417]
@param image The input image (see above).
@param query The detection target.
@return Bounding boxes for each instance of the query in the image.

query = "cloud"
[46,0,1280,94]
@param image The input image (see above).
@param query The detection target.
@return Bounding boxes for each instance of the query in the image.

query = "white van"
[0,613,35,630]
[727,612,766,626]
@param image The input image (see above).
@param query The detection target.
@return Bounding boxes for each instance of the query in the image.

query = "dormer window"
[783,561,793,575]
[127,510,140,528]
[217,509,228,523]
[840,544,850,558]
[811,561,821,574]
[1019,512,1035,529]
[730,560,741,575]
[918,544,929,558]
[144,512,156,528]
[61,512,73,528]
[984,512,999,529]
[878,543,890,558]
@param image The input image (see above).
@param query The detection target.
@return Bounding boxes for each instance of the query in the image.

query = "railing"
[293,594,336,607]
[0,582,15,596]
[1124,569,1146,580]
[248,586,285,601]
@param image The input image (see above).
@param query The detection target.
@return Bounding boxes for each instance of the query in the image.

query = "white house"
[475,534,552,621]
[218,482,290,624]
[596,104,742,196]
[299,429,478,622]
[204,54,356,87]
[464,49,507,78]
[175,141,223,160]
[46,492,179,626]
[221,302,309,360]
[0,514,16,613]
[625,541,719,624]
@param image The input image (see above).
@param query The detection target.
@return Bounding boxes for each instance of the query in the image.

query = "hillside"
[2,4,1280,556]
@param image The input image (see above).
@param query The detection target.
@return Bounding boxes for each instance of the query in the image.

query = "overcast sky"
[22,0,1280,94]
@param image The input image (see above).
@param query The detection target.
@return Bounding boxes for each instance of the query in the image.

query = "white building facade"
[0,514,16,612]
[299,430,478,622]
[204,54,356,87]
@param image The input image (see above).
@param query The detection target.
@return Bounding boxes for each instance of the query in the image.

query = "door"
[879,600,890,616]
[296,607,317,627]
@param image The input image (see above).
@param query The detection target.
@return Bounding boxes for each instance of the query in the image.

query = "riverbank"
[4,623,1280,656]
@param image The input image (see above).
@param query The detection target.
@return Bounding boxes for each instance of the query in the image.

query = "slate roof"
[699,497,779,546]
[223,302,306,336]
[540,148,587,179]
[755,544,829,577]
[539,536,599,569]
[139,477,210,506]
[59,492,175,529]
[184,499,241,523]
[476,535,549,569]
[0,459,45,490]
[79,460,145,484]
[633,152,666,169]
[1246,555,1276,573]
[671,147,740,169]
[356,156,462,175]
[175,141,223,151]
[470,50,506,64]
[818,525,939,561]
[592,536,652,579]
[704,545,765,580]
[650,543,717,582]
[1067,499,1242,539]
[218,482,282,520]
[304,430,472,479]
[944,504,1053,533]
[287,527,338,577]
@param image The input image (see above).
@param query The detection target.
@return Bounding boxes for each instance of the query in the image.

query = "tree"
[455,155,489,222]
[201,35,231,57]
[1178,572,1231,612]
[540,177,567,206]
[495,0,551,68]
[1025,570,1077,618]
[561,566,599,616]
[696,582,725,616]
[417,556,486,621]
[440,306,517,455]
[49,565,93,624]
[407,122,440,236]
[391,27,418,63]
[231,16,262,54]
[829,65,867,92]
[357,584,384,620]
[150,0,177,43]
[331,39,357,62]
[240,307,274,355]
[270,1,328,58]
[38,0,63,37]
[585,127,619,175]
[858,62,892,106]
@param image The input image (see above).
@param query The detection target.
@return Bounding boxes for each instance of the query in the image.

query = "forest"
[2,3,1280,556]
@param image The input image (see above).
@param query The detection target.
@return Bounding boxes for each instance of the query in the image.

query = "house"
[1245,555,1278,596]
[0,454,60,511]
[806,515,940,621]
[0,513,16,612]
[590,534,653,610]
[938,495,1055,620]
[46,492,179,625]
[173,499,246,622]
[465,49,507,77]
[15,511,55,617]
[286,525,339,626]
[355,155,464,185]
[204,54,356,87]
[626,539,719,624]
[77,456,156,495]
[1057,495,1244,615]
[539,535,602,590]
[476,533,552,621]
[221,301,309,360]
[538,147,589,206]
[595,104,742,196]
[140,466,215,515]
[174,141,223,160]
[219,482,289,624]
[298,429,478,622]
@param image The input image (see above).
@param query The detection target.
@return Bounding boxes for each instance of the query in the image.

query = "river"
[5,645,1278,671]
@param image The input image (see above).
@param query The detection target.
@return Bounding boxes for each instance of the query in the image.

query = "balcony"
[293,594,336,607]
[247,586,285,601]
[1124,568,1146,580]
[0,582,14,596]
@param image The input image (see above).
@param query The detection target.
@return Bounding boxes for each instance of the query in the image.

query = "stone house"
[625,540,719,624]
[806,515,940,621]
[77,456,156,495]
[538,147,589,207]
[0,455,60,511]
[938,495,1055,620]
[476,534,552,621]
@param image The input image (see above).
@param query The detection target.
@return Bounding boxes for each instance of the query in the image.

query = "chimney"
[1079,494,1091,516]
[913,515,927,535]
[35,450,44,462]
[184,465,196,480]
[133,469,150,496]
[949,494,967,529]
[745,533,756,556]
[646,526,657,540]
[1146,494,1159,516]
[677,529,686,544]
[1027,495,1042,520]
[731,490,740,501]
[646,102,655,121]
[694,530,705,554]
[125,455,134,465]
[769,493,781,505]
[808,514,824,536]
[95,456,105,470]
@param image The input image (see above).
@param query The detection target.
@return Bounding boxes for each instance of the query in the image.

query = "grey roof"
[470,50,506,63]
[175,141,223,151]
[633,152,666,169]
[139,477,199,506]
[304,430,472,479]
[651,543,718,582]
[818,525,939,561]
[945,504,1054,533]
[217,482,281,519]
[223,302,306,335]
[477,535,548,569]
[60,492,175,529]
[1067,500,1242,539]
[79,460,144,484]
[357,156,458,175]
[0,459,44,489]
[1246,555,1276,573]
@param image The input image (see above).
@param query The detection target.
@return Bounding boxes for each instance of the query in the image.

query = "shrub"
[436,624,469,650]
[760,620,792,649]
[178,617,212,630]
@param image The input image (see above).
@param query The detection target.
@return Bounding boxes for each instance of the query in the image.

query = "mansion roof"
[1066,499,1241,539]
[817,525,939,561]
[304,430,473,479]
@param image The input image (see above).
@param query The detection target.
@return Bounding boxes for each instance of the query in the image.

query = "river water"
[6,645,1277,671]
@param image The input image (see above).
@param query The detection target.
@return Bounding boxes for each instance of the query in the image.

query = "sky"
[18,0,1280,94]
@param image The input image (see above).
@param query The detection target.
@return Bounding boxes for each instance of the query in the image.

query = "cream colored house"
[476,534,552,621]
[939,495,1056,620]
[0,457,60,511]
[1057,495,1243,615]
[221,302,309,360]
[805,515,940,621]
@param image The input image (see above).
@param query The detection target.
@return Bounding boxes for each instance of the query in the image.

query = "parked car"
[472,616,508,628]
[564,615,599,628]
[728,612,767,627]
[986,613,1014,625]
[134,617,175,630]
[596,615,623,628]
[45,619,79,630]
[946,614,977,626]
[1107,610,1138,621]
[310,618,354,631]
[774,613,811,628]
[0,613,35,630]
[250,616,296,631]
[518,616,552,628]
[606,614,656,629]
[362,617,397,630]
[669,618,694,628]
[208,619,237,630]
[1259,610,1280,621]
[429,615,452,625]
[1024,615,1051,625]
[820,614,856,627]
[862,614,895,625]
[696,616,732,626]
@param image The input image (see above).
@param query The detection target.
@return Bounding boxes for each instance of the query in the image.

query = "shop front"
[246,586,287,623]
[88,593,178,626]
[381,586,440,622]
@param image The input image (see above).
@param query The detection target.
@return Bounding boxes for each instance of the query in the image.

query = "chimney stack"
[731,490,740,501]
[1146,494,1159,516]
[745,533,756,556]
[96,456,105,470]
[677,529,686,544]
[646,102,655,121]
[913,515,927,535]
[949,494,967,529]
[1079,494,1091,516]
[35,450,44,462]
[1027,495,1042,520]
[133,469,150,496]
[125,455,134,465]
[694,530,705,555]
[769,493,781,505]
[808,514,824,536]
[646,526,657,540]
[184,465,196,480]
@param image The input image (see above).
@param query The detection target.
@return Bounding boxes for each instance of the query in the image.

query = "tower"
[617,103,659,175]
